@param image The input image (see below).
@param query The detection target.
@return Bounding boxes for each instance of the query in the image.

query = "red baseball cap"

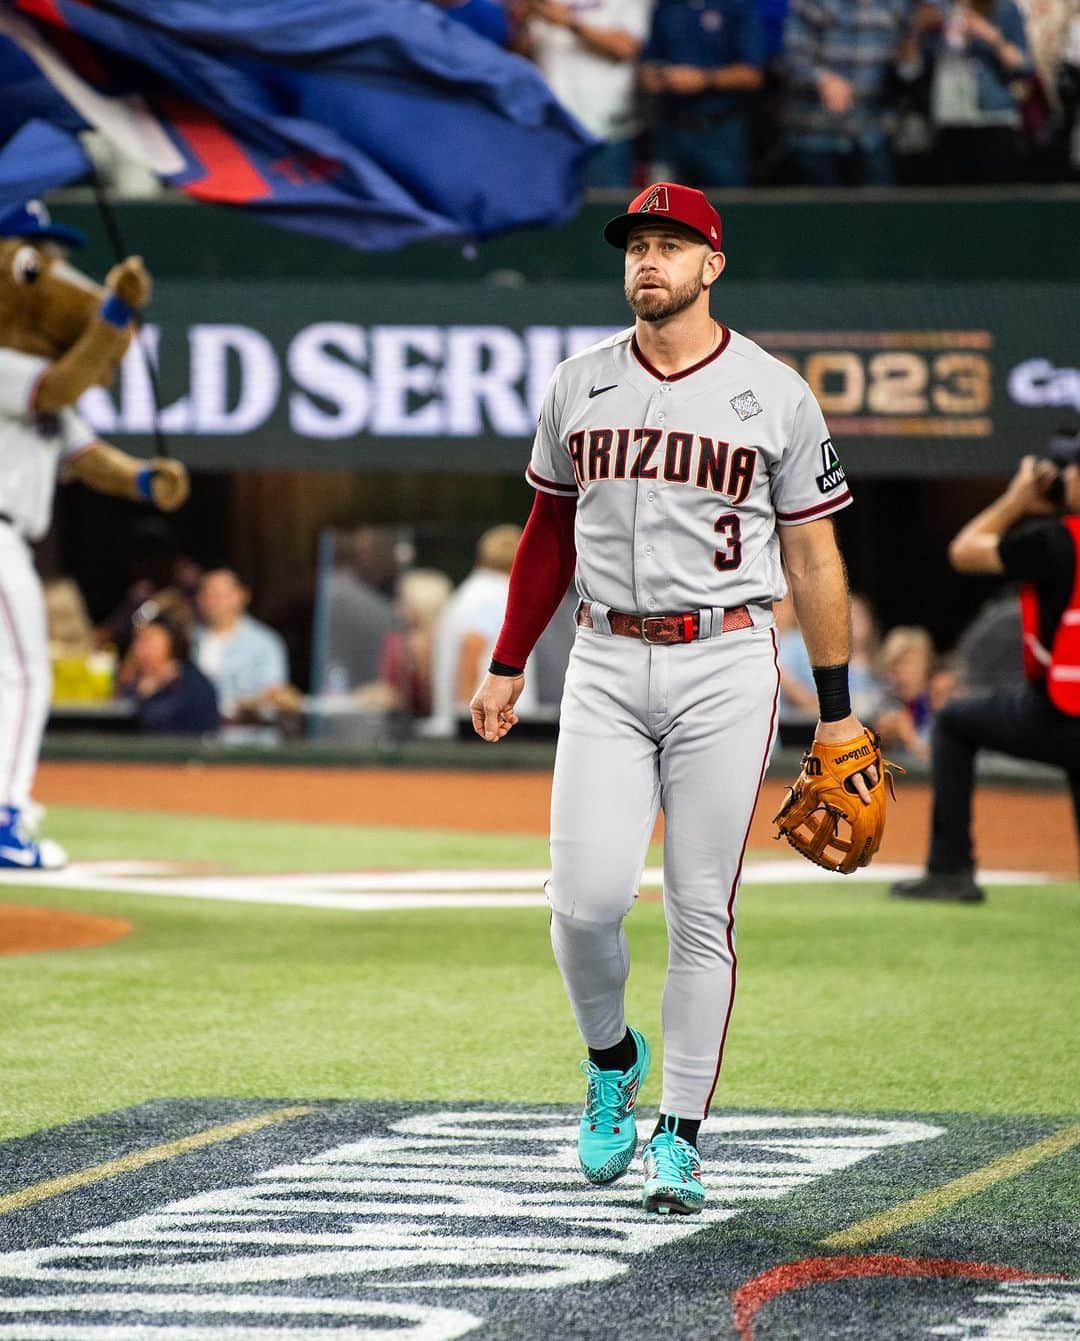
[603,182,722,251]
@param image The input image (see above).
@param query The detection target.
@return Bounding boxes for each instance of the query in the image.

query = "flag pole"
[89,166,170,460]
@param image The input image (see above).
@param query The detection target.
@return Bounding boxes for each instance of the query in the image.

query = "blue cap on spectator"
[0,200,85,248]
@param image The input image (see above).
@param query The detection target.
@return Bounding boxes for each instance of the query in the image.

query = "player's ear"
[702,250,726,289]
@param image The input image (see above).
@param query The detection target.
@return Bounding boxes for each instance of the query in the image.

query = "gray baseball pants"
[547,616,780,1120]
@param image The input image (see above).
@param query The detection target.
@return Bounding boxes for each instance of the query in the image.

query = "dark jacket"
[133,662,220,735]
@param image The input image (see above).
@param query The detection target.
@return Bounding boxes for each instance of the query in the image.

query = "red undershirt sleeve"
[491,490,578,672]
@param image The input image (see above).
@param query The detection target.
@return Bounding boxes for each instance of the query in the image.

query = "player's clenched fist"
[104,255,152,311]
[470,672,525,743]
[149,457,189,512]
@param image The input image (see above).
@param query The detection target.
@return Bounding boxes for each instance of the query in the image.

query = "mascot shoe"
[0,807,67,871]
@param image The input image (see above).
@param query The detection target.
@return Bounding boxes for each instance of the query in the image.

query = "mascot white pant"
[0,525,50,815]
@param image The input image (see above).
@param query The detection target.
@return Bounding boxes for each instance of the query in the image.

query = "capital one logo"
[1008,359,1080,411]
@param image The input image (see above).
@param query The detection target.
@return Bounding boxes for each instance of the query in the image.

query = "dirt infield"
[36,761,1078,876]
[0,902,131,956]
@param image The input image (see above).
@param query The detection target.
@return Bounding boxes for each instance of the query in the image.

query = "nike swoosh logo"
[0,846,37,867]
[588,384,618,398]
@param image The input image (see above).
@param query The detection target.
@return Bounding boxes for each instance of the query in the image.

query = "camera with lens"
[1042,427,1080,508]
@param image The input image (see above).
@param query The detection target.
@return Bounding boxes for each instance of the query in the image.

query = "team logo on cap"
[730,389,763,421]
[639,185,670,214]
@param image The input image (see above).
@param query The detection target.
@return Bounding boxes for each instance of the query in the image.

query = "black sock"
[654,1114,700,1149]
[588,1029,636,1073]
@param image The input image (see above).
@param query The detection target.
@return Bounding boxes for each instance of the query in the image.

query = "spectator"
[774,592,818,723]
[849,591,886,719]
[124,615,219,735]
[1062,8,1080,174]
[96,520,202,655]
[898,0,1033,183]
[514,0,654,187]
[640,0,765,187]
[428,524,539,735]
[760,0,792,63]
[45,578,115,705]
[873,625,936,762]
[1013,0,1071,143]
[355,568,454,717]
[782,0,909,185]
[432,0,511,45]
[929,660,959,713]
[953,592,1024,691]
[192,569,290,720]
[776,590,885,739]
[321,529,401,693]
[44,579,95,660]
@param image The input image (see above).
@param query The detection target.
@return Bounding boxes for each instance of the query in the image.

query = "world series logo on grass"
[0,1102,1076,1339]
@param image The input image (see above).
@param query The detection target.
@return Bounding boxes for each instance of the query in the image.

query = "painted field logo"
[0,1107,944,1340]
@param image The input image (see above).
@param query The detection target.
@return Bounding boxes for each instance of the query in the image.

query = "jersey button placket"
[647,392,670,722]
[633,391,664,613]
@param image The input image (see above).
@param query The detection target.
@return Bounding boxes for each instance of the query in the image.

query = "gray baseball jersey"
[534,322,851,1125]
[528,324,851,613]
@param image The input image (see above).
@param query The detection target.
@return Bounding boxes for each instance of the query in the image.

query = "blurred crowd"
[323,523,573,739]
[774,588,1022,763]
[43,521,558,741]
[435,0,1080,187]
[45,551,297,738]
[86,0,1080,196]
[42,519,1039,757]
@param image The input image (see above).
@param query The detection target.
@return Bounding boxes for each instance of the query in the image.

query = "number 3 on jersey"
[713,512,742,571]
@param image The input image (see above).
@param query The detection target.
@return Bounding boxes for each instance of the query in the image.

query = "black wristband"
[489,658,524,677]
[811,663,851,723]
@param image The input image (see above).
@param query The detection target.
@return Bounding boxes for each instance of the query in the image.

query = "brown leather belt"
[576,601,753,645]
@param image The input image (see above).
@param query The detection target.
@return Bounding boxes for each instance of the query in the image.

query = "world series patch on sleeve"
[773,729,902,874]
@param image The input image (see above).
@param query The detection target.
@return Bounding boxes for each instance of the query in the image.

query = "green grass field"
[0,804,1076,1143]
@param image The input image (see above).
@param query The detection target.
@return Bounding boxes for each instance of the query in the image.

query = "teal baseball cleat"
[577,1027,650,1185]
[642,1115,705,1215]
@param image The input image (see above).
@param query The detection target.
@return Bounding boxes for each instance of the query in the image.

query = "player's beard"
[625,268,703,323]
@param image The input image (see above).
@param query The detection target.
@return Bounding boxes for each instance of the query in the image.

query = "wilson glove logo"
[834,745,872,764]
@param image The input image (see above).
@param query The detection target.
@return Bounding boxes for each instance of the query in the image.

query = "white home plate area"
[0,859,1047,910]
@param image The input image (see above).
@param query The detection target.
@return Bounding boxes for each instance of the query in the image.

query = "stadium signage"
[79,322,622,440]
[1007,358,1080,412]
[79,323,997,443]
[68,278,1080,474]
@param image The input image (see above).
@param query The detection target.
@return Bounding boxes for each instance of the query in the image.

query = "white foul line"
[0,861,1048,912]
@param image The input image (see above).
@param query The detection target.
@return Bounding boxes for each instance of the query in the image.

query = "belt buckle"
[641,615,676,645]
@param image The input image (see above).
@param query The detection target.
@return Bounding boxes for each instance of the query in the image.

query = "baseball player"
[0,200,188,870]
[470,182,876,1215]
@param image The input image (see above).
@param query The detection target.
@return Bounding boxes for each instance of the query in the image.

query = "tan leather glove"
[774,728,901,874]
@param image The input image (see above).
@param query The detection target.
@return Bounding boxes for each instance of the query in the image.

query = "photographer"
[891,435,1080,902]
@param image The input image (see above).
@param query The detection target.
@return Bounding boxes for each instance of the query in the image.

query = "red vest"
[1020,514,1080,716]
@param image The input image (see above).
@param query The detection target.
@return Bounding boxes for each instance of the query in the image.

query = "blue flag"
[0,0,599,250]
[0,118,89,201]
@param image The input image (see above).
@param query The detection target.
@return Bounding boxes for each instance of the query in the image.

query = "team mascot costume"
[0,200,188,870]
